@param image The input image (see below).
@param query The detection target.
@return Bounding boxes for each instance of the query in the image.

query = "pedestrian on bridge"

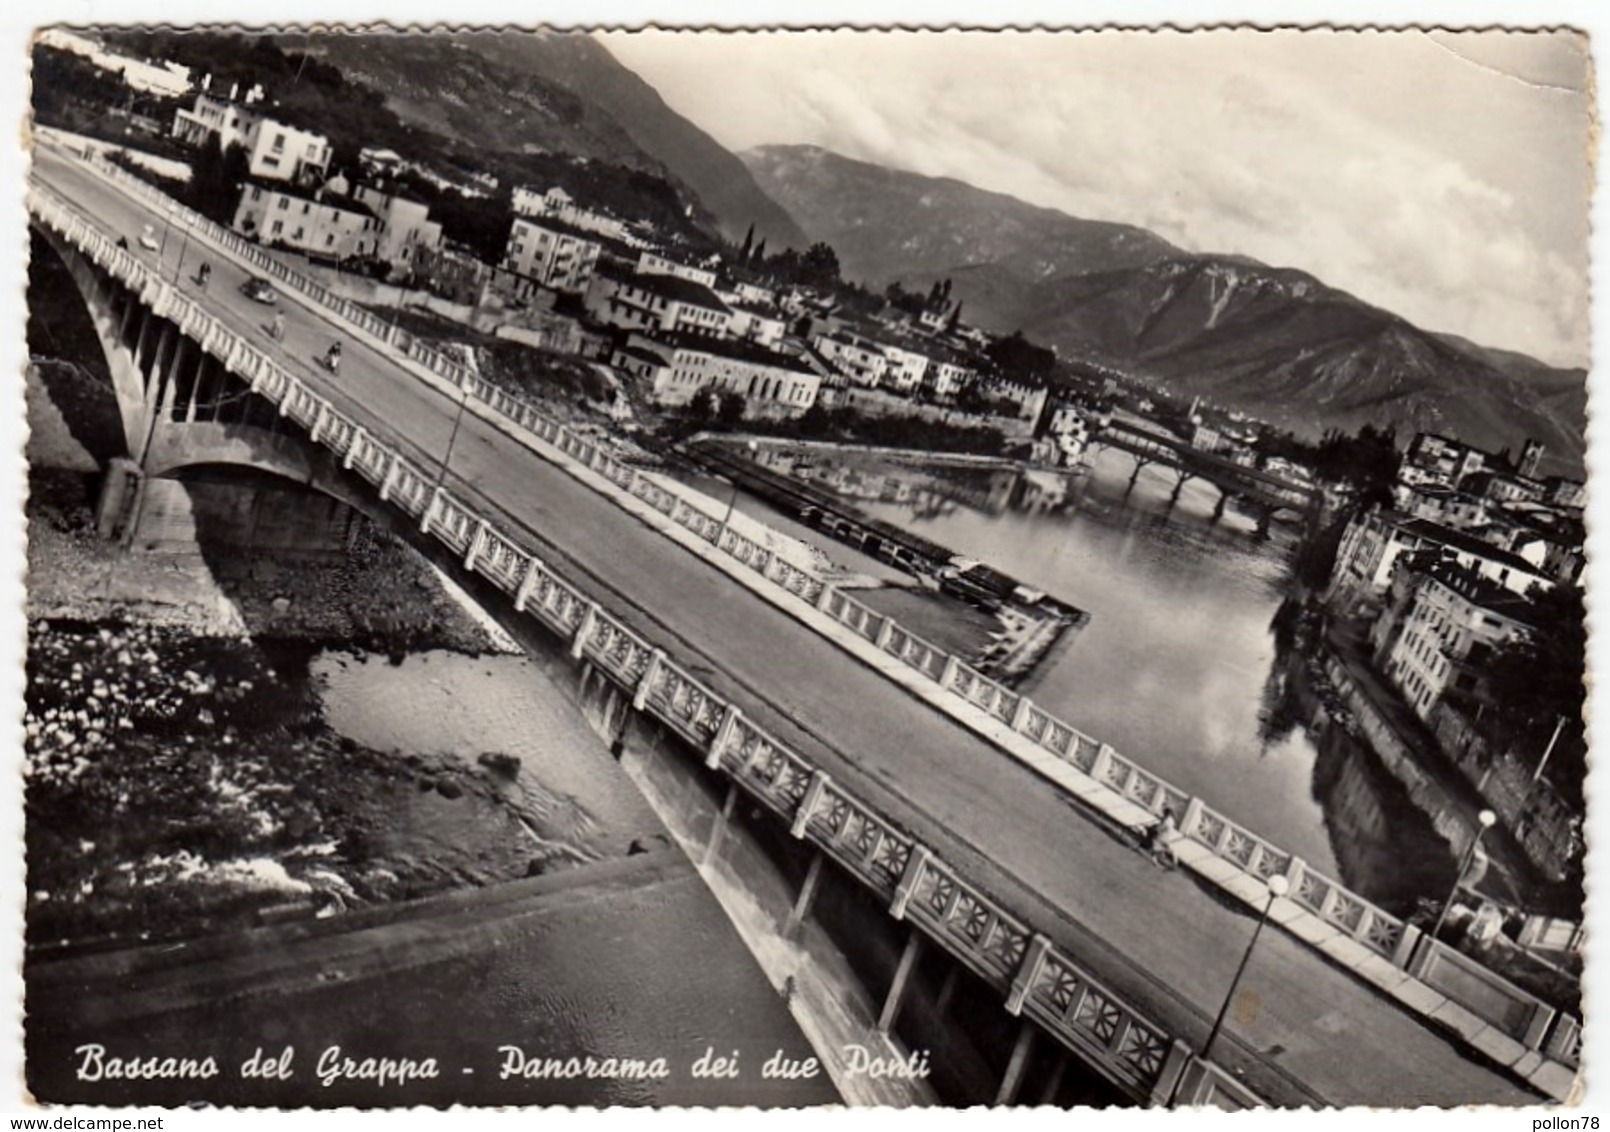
[1144,805,1179,869]
[269,311,285,341]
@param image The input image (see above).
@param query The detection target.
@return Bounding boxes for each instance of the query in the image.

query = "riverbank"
[24,361,666,952]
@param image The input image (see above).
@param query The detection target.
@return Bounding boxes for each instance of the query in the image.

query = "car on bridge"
[240,277,279,305]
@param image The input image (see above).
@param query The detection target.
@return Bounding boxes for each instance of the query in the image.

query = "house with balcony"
[1370,560,1539,722]
[503,215,609,296]
[173,86,331,187]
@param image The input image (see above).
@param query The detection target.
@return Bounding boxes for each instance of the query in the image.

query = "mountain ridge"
[296,32,808,249]
[743,144,1586,476]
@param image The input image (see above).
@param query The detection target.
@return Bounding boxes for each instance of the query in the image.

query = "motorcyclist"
[325,340,342,373]
[197,262,212,288]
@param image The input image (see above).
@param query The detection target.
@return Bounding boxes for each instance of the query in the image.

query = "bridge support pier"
[784,849,826,939]
[1037,1050,1068,1103]
[995,1019,1036,1104]
[877,930,924,1034]
[702,780,741,868]
[934,962,962,1018]
[94,456,143,541]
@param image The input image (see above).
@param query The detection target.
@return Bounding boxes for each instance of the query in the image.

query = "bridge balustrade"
[32,159,1578,1085]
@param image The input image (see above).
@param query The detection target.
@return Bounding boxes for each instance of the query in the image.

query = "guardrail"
[36,144,1580,1080]
[29,176,1268,1107]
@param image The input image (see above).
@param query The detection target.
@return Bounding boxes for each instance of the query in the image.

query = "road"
[32,146,1542,1107]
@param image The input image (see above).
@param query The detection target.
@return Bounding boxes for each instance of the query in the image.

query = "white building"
[812,332,889,388]
[612,333,820,417]
[726,304,790,349]
[39,28,193,97]
[1374,563,1538,721]
[232,183,379,260]
[351,185,443,276]
[1330,508,1554,605]
[512,184,632,244]
[880,343,930,394]
[503,216,604,295]
[637,250,719,289]
[584,271,733,339]
[173,88,331,186]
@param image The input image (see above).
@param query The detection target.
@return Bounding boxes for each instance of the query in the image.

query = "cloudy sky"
[600,29,1592,369]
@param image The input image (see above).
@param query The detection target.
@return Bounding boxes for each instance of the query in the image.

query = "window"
[277,197,289,210]
[272,132,285,151]
[271,220,283,235]
[293,227,304,241]
[251,186,262,201]
[326,234,335,247]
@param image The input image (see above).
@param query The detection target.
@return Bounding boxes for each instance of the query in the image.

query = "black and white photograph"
[11,16,1598,1115]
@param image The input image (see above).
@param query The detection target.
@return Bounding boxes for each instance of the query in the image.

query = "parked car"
[240,277,279,305]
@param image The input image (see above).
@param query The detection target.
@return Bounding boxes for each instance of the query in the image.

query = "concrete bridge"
[26,138,1575,1107]
[1087,419,1321,525]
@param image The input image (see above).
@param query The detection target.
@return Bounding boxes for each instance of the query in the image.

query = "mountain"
[295,31,807,249]
[742,144,1178,324]
[744,145,1586,476]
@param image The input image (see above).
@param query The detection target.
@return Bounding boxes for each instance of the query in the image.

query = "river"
[708,446,1453,913]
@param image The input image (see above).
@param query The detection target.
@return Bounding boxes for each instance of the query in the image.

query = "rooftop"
[242,179,381,221]
[1418,560,1541,626]
[638,330,814,374]
[1378,510,1546,576]
[611,270,731,312]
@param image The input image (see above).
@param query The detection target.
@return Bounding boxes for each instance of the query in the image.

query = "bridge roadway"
[1096,418,1318,510]
[35,148,1537,1107]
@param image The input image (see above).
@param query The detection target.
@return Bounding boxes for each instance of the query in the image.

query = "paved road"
[32,147,1542,1107]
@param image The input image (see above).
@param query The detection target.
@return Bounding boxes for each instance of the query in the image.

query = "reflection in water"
[824,448,1450,908]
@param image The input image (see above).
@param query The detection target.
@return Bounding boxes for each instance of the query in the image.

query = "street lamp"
[1430,809,1497,943]
[1203,874,1288,1064]
[434,385,471,494]
[715,439,760,546]
[174,212,196,284]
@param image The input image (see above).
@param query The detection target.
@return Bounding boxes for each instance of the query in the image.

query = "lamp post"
[715,439,760,546]
[1430,809,1497,943]
[1531,715,1568,785]
[176,212,197,284]
[158,200,177,267]
[1168,874,1288,1107]
[1203,874,1288,1063]
[435,384,471,494]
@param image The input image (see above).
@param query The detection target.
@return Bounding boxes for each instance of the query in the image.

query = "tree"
[1483,583,1587,806]
[1310,424,1399,505]
[715,392,747,428]
[187,137,250,225]
[986,329,1058,380]
[799,242,841,288]
[687,387,722,422]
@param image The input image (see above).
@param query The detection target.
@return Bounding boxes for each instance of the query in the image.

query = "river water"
[721,446,1452,912]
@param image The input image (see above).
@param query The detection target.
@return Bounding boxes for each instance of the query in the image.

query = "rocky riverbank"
[24,397,657,953]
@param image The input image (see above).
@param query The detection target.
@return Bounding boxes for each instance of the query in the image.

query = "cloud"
[601,28,1591,367]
